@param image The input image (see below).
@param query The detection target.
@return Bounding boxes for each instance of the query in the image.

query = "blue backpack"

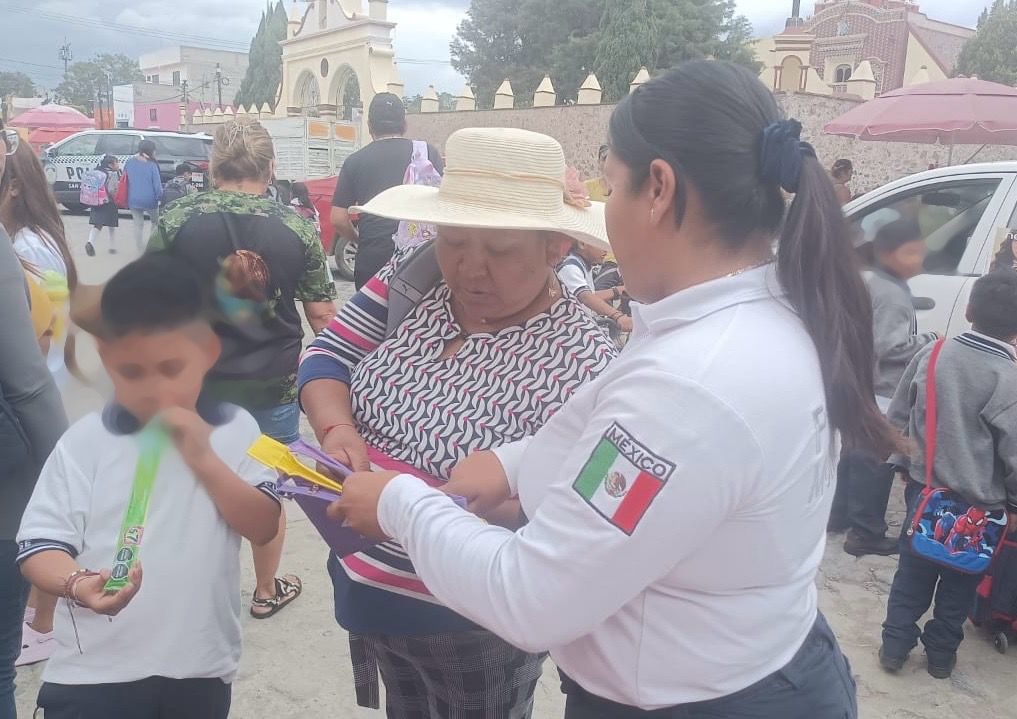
[907,339,1009,574]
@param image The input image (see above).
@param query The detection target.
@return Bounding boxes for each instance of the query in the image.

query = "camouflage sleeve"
[290,214,338,302]
[146,197,191,253]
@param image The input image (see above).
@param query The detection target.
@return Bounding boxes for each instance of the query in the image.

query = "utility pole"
[58,39,72,77]
[214,63,230,109]
[180,79,189,131]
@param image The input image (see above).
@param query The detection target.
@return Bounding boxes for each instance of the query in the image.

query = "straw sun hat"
[351,127,611,251]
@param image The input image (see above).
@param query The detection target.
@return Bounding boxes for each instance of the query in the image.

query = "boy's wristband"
[63,569,99,605]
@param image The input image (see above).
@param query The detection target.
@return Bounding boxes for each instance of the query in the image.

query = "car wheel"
[333,236,356,282]
[62,202,88,214]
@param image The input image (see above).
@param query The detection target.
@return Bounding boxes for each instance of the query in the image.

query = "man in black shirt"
[331,93,444,288]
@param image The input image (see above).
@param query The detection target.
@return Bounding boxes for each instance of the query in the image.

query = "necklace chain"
[722,257,776,280]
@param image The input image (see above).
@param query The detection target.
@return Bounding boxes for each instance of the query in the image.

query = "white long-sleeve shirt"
[378,265,838,709]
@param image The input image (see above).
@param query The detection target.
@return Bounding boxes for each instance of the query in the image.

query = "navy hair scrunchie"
[760,119,816,194]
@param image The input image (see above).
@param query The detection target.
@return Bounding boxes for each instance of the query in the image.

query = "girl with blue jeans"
[123,140,162,252]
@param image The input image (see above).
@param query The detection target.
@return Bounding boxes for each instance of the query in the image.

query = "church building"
[754,0,974,100]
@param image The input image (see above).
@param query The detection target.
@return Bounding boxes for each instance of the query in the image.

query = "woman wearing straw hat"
[331,61,891,716]
[298,127,617,717]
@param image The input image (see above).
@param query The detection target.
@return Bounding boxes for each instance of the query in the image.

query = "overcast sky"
[0,0,994,98]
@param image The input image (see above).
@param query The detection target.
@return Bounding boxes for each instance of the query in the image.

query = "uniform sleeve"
[490,437,533,496]
[988,401,1017,513]
[557,263,592,297]
[16,441,90,563]
[333,158,357,209]
[294,221,338,302]
[298,255,397,390]
[378,370,762,652]
[872,293,936,375]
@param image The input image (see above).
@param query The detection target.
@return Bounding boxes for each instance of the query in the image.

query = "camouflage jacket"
[150,189,337,410]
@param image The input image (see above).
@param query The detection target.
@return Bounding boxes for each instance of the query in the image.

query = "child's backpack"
[160,178,190,208]
[392,141,442,251]
[385,240,442,339]
[79,169,109,207]
[907,338,1009,574]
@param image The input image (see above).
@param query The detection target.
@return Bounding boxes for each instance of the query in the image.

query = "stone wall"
[406,91,1017,195]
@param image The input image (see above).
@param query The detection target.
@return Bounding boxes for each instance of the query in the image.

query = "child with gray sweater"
[833,219,938,557]
[880,271,1017,680]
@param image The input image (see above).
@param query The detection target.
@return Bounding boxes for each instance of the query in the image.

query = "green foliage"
[451,0,758,107]
[235,1,288,110]
[957,0,1017,86]
[404,92,458,114]
[0,71,36,99]
[55,54,142,114]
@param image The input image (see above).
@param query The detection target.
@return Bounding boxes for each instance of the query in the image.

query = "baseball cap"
[368,92,406,131]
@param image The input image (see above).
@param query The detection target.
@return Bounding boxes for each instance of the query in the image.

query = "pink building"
[132,99,206,131]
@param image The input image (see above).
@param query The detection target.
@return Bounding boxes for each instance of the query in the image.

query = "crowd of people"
[1,58,1016,719]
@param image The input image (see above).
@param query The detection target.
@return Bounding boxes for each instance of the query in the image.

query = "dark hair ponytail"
[780,155,896,455]
[609,60,897,456]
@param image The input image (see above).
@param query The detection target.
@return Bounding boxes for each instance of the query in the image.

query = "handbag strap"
[924,338,947,489]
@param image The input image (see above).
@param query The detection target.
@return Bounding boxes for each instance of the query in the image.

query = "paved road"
[14,212,1016,718]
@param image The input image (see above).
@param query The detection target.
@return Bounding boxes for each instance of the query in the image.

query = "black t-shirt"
[332,138,443,280]
[149,190,337,408]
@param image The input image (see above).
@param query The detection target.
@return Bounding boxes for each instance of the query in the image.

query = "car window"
[849,179,1002,275]
[148,136,210,158]
[53,134,99,156]
[96,134,139,156]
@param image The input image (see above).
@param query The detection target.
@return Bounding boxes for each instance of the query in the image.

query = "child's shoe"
[878,646,907,673]
[926,653,956,679]
[15,622,55,666]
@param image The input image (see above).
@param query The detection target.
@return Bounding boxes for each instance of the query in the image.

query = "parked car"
[41,129,213,212]
[846,162,1017,337]
[305,175,357,283]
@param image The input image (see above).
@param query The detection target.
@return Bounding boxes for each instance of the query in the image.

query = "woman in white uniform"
[333,60,894,717]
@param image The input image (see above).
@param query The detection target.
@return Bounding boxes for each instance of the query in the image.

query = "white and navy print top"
[298,253,616,634]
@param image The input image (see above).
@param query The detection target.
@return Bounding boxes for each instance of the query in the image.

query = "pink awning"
[8,104,95,131]
[823,78,1017,146]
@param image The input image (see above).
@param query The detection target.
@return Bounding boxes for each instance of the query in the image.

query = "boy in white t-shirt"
[17,253,282,719]
[556,239,632,333]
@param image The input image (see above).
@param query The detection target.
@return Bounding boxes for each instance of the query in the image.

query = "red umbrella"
[8,104,95,131]
[823,78,1017,162]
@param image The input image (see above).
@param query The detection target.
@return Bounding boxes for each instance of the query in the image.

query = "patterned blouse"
[298,252,616,633]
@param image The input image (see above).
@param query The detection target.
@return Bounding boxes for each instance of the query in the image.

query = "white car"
[846,162,1017,336]
[41,129,213,212]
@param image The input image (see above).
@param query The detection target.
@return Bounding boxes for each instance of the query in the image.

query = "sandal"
[250,575,302,619]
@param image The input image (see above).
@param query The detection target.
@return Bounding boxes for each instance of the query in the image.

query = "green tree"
[55,54,142,114]
[235,1,288,110]
[0,71,36,98]
[957,0,1017,86]
[593,0,660,102]
[451,0,756,107]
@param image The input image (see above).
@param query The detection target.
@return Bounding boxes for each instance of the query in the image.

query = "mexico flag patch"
[573,423,675,534]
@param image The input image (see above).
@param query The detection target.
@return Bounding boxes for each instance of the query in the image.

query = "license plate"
[65,182,80,190]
